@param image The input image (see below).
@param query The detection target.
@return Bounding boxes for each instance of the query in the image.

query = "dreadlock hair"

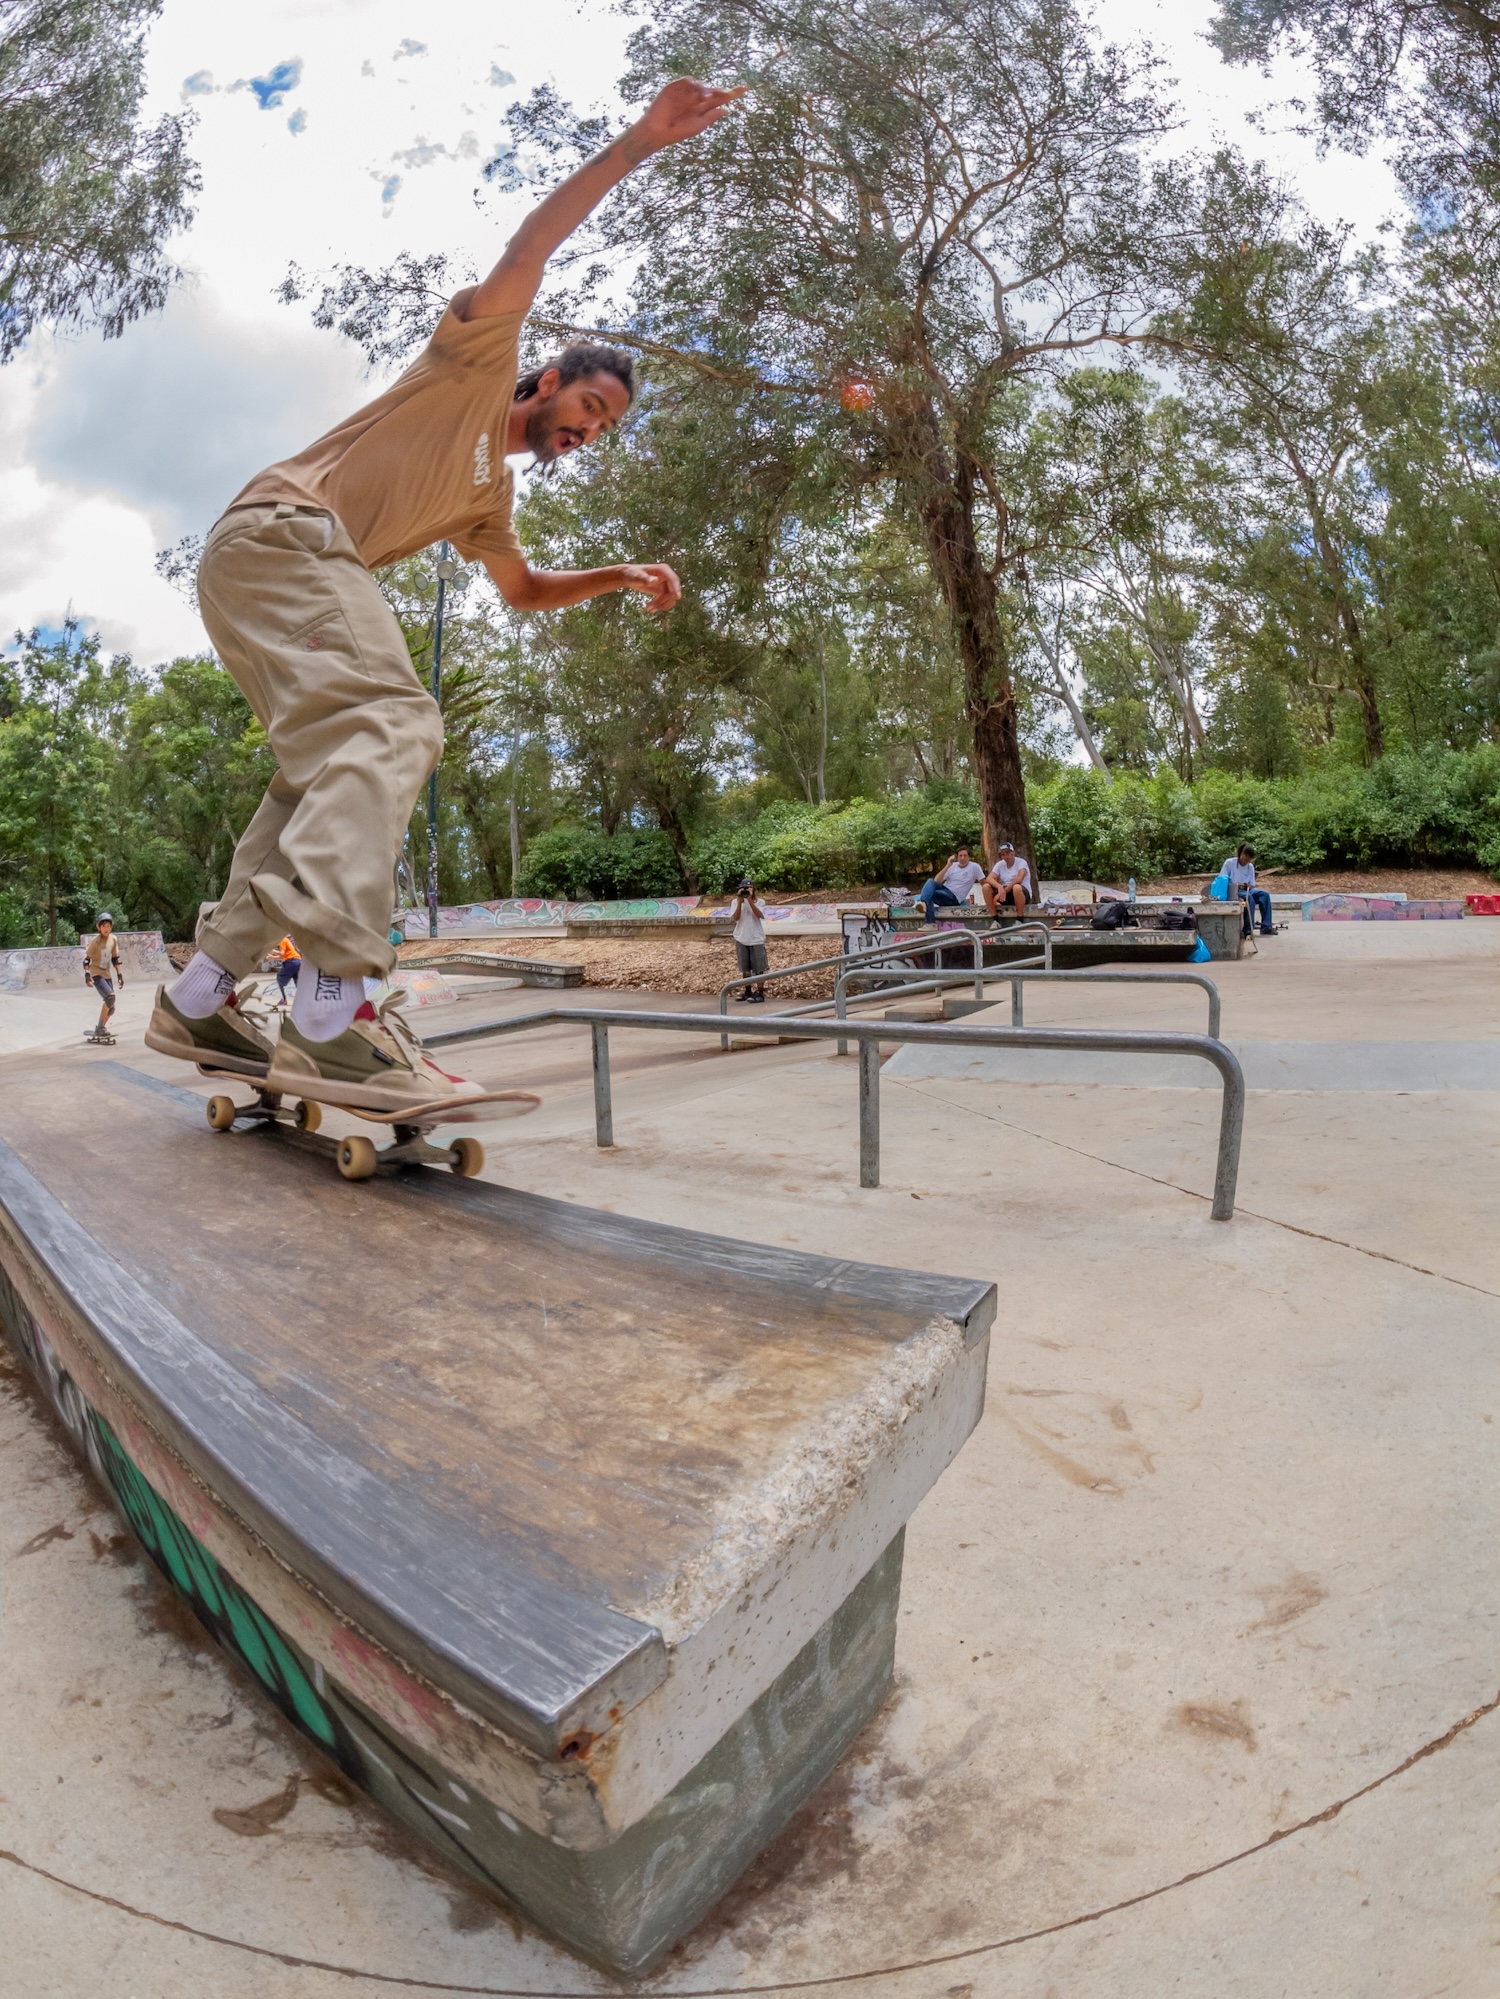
[513,341,637,407]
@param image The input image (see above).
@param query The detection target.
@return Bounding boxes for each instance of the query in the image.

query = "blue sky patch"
[394,38,427,58]
[181,69,214,96]
[246,59,303,111]
[489,65,515,86]
[287,108,307,136]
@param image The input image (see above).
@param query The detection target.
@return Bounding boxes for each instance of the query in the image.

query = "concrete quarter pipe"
[0,1043,993,1974]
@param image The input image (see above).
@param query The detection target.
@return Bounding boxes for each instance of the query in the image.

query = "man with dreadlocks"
[149,78,741,1109]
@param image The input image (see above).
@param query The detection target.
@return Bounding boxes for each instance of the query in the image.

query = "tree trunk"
[815,653,828,806]
[652,798,699,893]
[48,855,57,947]
[902,421,1033,873]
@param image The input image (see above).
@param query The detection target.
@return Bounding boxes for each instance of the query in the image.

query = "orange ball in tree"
[840,379,876,412]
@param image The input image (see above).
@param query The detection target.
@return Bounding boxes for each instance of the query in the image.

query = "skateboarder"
[273,934,301,1007]
[83,914,124,1042]
[147,77,742,1111]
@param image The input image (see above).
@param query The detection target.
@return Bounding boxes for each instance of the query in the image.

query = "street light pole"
[426,542,455,940]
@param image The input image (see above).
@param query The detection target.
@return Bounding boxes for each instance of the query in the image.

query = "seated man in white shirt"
[1222,843,1274,937]
[982,841,1033,919]
[918,846,986,922]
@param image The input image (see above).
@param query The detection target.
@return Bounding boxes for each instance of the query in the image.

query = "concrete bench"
[0,1047,993,1974]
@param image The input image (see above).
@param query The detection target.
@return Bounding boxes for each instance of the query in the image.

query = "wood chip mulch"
[398,933,845,1000]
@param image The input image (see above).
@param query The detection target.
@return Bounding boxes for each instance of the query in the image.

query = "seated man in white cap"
[981,842,1033,920]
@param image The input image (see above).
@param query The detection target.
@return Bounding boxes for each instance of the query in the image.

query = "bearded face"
[519,369,632,467]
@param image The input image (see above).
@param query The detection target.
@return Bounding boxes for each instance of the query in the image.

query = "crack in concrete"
[895,1080,1500,1300]
[3,1685,1496,1995]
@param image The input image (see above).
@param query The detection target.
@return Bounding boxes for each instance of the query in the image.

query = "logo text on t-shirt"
[472,432,492,487]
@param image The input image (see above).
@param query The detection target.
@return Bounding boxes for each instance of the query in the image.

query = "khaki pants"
[195,504,442,981]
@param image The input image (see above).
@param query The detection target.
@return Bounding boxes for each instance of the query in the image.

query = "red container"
[1465,894,1500,915]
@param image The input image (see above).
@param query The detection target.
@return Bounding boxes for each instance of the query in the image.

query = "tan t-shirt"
[228,290,527,572]
[83,933,121,976]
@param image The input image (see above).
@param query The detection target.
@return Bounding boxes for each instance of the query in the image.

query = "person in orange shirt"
[273,935,301,1008]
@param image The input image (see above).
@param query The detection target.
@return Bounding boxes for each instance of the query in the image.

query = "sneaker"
[266,995,486,1113]
[145,983,276,1078]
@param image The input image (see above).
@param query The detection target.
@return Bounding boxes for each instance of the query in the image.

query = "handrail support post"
[591,1022,613,1148]
[859,1038,880,1188]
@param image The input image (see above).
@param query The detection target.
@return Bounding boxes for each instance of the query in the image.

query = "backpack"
[1090,899,1135,930]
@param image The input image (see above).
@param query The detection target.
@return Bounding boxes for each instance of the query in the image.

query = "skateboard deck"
[194,1069,539,1182]
[85,1030,118,1045]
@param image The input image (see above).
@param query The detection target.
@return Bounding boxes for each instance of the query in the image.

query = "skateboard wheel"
[448,1137,484,1178]
[294,1099,321,1133]
[206,1095,237,1132]
[336,1135,378,1181]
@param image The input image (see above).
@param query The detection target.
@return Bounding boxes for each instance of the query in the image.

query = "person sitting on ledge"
[1222,843,1274,937]
[982,841,1033,920]
[917,846,985,923]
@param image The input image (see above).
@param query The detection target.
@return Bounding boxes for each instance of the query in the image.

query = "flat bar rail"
[425,1006,1244,1220]
[836,964,1221,1040]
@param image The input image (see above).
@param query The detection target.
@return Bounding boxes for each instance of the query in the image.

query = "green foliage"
[1027,750,1500,880]
[0,0,198,361]
[689,788,984,893]
[514,824,685,899]
[0,624,124,942]
[0,631,272,942]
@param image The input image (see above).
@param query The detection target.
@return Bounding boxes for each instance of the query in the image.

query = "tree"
[1162,162,1393,758]
[0,0,198,362]
[1208,0,1500,204]
[0,623,126,941]
[110,656,275,936]
[582,0,1184,874]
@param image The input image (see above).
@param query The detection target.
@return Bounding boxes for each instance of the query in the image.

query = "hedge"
[516,751,1500,897]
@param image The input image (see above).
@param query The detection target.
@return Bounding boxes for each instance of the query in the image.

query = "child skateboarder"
[83,913,124,1043]
[147,77,742,1111]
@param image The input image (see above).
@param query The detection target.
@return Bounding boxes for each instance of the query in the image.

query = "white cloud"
[17,289,370,547]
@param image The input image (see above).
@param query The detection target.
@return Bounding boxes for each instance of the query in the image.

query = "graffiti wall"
[1,930,173,993]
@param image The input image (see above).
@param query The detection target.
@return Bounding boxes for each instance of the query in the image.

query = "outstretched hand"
[620,563,682,613]
[635,79,745,154]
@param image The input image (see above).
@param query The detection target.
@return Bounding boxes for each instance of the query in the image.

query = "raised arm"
[461,79,744,323]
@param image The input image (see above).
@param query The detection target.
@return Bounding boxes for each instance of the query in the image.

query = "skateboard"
[85,1029,118,1046]
[197,1071,540,1182]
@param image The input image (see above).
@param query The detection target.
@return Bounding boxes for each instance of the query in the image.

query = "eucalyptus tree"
[1161,161,1394,756]
[1209,0,1500,202]
[0,0,198,361]
[1018,368,1212,770]
[484,0,1184,869]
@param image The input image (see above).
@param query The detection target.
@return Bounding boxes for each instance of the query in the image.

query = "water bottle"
[1128,876,1137,902]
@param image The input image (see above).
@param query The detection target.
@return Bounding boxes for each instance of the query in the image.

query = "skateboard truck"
[202,1085,491,1182]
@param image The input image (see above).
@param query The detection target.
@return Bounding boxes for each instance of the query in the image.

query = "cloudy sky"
[3,0,1401,670]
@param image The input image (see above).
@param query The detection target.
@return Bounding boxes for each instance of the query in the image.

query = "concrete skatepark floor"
[1,922,1497,1997]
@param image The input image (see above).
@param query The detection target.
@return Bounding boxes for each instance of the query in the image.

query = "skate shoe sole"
[145,1007,271,1078]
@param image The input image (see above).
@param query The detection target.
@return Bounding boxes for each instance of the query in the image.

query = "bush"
[514,825,685,899]
[516,751,1500,899]
[689,785,984,893]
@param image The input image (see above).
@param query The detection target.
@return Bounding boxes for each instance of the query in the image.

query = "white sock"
[168,951,238,1019]
[291,961,365,1043]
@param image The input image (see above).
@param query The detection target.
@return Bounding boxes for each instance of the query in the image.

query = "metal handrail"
[423,1004,1245,1219]
[717,921,988,1050]
[836,964,1222,1040]
[718,918,1053,1050]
